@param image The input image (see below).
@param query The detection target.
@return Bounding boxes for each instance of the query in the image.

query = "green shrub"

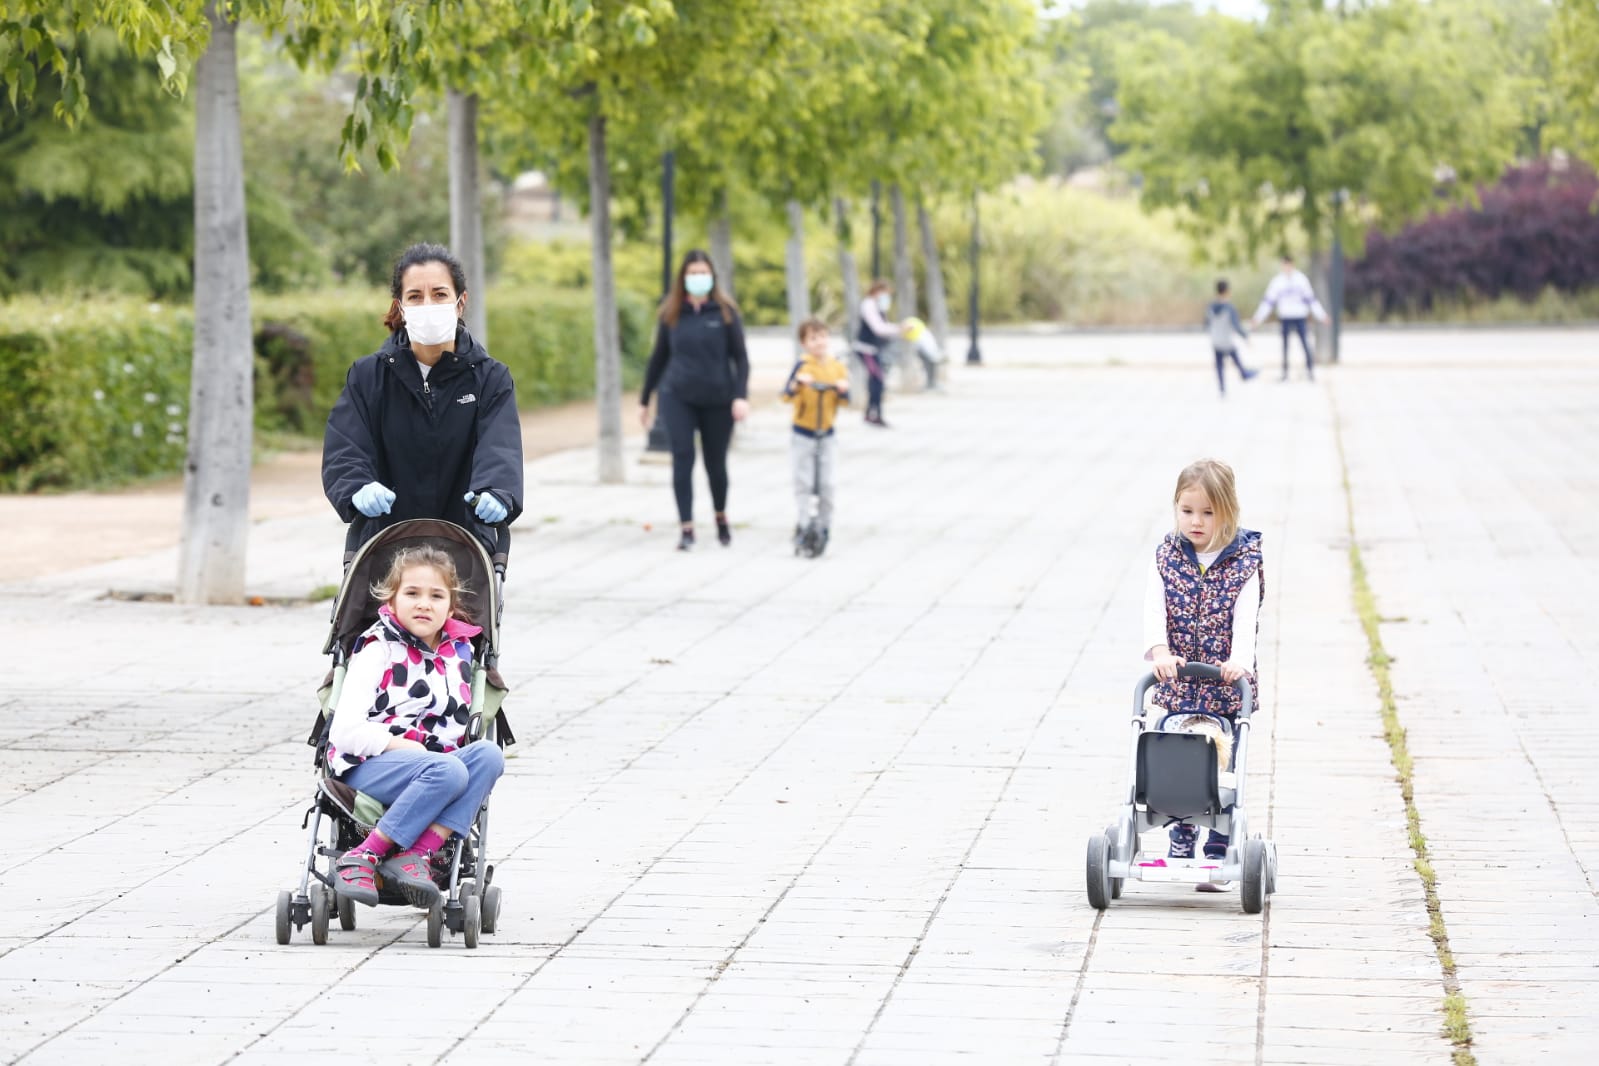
[0,288,652,492]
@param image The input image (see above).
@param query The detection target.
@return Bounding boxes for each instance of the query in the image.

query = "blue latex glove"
[467,490,508,524]
[352,481,395,518]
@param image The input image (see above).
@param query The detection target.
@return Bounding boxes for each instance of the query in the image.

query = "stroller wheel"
[426,899,444,948]
[1085,834,1111,911]
[274,890,292,945]
[311,887,331,945]
[482,884,502,935]
[463,892,482,949]
[1103,825,1125,899]
[337,892,357,931]
[1241,837,1267,914]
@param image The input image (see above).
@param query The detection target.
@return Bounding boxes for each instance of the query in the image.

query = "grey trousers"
[791,432,838,528]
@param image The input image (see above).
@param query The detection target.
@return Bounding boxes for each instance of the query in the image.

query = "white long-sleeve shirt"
[1142,553,1259,670]
[1252,269,1326,323]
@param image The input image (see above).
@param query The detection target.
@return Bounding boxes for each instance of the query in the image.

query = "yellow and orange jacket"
[782,354,850,437]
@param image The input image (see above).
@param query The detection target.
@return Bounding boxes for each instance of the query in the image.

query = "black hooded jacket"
[322,325,524,546]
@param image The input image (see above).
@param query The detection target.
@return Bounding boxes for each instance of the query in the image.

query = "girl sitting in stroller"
[328,545,505,908]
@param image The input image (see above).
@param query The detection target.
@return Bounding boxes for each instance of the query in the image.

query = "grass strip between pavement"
[1332,399,1476,1066]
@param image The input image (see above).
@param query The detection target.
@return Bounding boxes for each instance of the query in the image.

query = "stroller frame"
[1086,663,1279,914]
[275,519,512,948]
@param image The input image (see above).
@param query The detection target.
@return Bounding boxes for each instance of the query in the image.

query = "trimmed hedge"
[0,288,652,491]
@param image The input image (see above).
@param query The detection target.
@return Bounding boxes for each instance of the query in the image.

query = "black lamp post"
[644,150,675,455]
[1331,189,1346,364]
[967,190,982,365]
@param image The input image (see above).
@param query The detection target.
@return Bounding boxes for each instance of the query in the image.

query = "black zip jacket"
[640,300,750,407]
[322,325,524,546]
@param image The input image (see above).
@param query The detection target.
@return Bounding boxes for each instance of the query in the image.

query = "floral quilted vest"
[327,605,481,775]
[1152,529,1263,717]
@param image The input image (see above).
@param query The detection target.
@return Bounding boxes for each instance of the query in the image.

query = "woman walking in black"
[638,250,751,551]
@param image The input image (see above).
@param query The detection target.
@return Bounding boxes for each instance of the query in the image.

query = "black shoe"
[716,516,731,546]
[817,529,830,556]
[677,528,695,551]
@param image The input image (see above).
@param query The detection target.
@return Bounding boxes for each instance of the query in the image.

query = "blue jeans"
[1279,317,1314,378]
[344,744,505,849]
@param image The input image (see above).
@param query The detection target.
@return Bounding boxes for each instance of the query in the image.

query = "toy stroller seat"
[1134,731,1235,818]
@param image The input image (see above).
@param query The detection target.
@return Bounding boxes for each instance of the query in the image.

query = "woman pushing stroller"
[316,242,523,909]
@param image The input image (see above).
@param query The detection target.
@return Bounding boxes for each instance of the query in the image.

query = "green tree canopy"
[1113,0,1528,260]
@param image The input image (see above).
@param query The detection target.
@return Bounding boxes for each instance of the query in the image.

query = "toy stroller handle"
[1132,663,1254,719]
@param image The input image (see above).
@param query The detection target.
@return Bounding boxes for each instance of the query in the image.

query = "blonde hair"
[1173,458,1240,552]
[370,546,471,619]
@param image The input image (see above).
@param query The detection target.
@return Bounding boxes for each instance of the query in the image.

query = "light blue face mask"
[685,273,714,297]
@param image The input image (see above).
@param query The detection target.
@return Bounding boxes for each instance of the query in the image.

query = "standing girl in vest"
[639,250,751,551]
[1143,458,1263,889]
[853,280,902,427]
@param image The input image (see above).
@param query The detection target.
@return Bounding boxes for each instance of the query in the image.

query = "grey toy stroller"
[1086,663,1278,914]
[274,518,514,948]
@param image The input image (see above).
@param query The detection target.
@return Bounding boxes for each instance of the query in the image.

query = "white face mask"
[403,301,460,346]
[876,293,892,312]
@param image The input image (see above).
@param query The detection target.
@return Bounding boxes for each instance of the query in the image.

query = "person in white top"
[1250,254,1330,383]
[1143,458,1264,891]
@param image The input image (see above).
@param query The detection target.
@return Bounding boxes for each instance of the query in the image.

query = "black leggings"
[659,392,733,524]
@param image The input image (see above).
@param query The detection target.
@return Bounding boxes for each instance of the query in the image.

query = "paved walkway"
[1,328,1594,1064]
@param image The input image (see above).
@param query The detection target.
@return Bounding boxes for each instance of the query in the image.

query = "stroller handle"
[1132,663,1254,719]
[343,517,511,575]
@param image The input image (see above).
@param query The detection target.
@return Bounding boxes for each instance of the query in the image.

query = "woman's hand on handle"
[1152,651,1186,681]
[731,398,750,422]
[1220,662,1251,684]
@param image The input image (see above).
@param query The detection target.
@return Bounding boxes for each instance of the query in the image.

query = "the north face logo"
[456,393,477,404]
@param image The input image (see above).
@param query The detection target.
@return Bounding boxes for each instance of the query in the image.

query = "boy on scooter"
[782,319,850,555]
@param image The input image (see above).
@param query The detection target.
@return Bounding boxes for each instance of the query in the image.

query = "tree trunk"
[917,196,949,352]
[710,189,735,298]
[176,2,252,605]
[784,199,809,346]
[588,111,624,484]
[890,183,918,391]
[835,196,862,384]
[836,197,861,342]
[448,90,487,345]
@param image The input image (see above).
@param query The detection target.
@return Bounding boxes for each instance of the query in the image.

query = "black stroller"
[275,519,514,948]
[1086,663,1278,914]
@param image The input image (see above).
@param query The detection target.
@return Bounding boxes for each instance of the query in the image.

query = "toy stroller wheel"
[1103,826,1126,899]
[463,893,482,949]
[1085,833,1111,911]
[1265,841,1278,895]
[274,890,292,945]
[426,899,444,948]
[1241,837,1267,914]
[337,892,357,931]
[311,887,331,945]
[482,884,502,934]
